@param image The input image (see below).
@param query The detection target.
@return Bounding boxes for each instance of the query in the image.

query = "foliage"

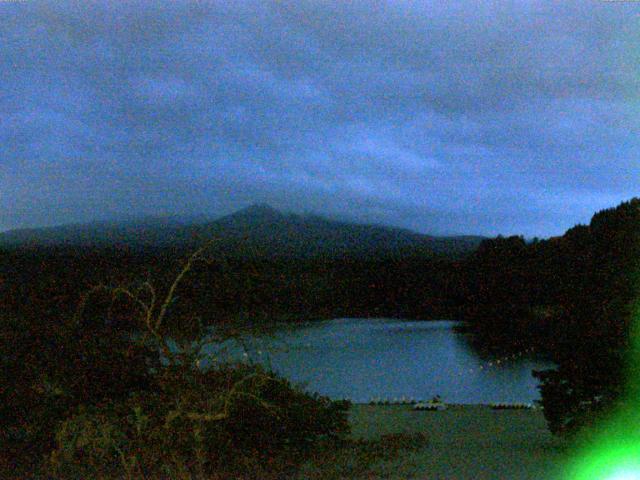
[0,300,157,463]
[0,241,350,478]
[532,198,640,435]
[460,198,640,435]
[48,363,350,479]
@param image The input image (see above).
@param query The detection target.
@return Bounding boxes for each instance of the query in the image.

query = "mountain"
[0,216,201,249]
[0,205,485,259]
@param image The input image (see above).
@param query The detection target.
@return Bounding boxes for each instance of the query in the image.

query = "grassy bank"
[4,404,571,479]
[300,404,570,480]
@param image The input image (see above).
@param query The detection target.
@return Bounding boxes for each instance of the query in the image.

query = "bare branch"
[185,411,229,422]
[72,283,110,326]
[154,238,219,334]
[111,286,152,320]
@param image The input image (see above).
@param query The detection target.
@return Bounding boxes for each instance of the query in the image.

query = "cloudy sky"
[2,1,639,237]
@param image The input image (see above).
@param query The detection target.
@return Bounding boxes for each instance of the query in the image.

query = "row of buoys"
[414,401,447,411]
[360,399,537,409]
[481,347,537,368]
[489,402,535,410]
[369,397,419,405]
[457,346,539,376]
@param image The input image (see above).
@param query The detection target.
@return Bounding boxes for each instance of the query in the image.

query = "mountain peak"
[236,203,283,218]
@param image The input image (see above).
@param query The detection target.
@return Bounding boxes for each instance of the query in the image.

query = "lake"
[204,318,556,404]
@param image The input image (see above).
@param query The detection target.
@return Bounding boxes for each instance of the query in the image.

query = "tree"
[2,239,351,478]
[534,199,640,435]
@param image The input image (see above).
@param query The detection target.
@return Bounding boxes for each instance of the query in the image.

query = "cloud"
[1,0,638,236]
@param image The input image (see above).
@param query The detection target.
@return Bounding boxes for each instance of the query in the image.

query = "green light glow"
[566,437,640,479]
[561,267,640,480]
[607,472,640,480]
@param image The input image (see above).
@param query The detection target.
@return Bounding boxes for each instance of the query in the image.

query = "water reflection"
[202,318,556,404]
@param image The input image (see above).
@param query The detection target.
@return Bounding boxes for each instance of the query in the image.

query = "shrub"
[4,241,351,478]
[48,363,350,479]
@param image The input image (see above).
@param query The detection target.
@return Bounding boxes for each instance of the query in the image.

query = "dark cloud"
[2,0,639,236]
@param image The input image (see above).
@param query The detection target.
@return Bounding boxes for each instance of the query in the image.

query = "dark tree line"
[0,245,467,335]
[462,198,640,434]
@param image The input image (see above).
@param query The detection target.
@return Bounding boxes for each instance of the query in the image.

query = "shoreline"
[351,402,538,407]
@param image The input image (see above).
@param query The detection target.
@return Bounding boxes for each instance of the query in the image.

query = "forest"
[1,198,639,476]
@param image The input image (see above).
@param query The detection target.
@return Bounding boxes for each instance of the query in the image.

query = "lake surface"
[204,318,556,404]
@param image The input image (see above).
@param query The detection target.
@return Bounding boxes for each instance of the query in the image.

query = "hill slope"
[0,204,485,259]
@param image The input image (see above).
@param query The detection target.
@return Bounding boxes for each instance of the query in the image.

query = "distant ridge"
[0,204,486,258]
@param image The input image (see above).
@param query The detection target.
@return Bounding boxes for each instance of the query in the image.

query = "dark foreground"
[300,404,569,480]
[3,404,570,479]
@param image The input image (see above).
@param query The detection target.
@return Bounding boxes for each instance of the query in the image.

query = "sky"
[1,0,639,237]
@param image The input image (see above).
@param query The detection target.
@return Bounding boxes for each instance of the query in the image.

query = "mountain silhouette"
[0,204,485,258]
